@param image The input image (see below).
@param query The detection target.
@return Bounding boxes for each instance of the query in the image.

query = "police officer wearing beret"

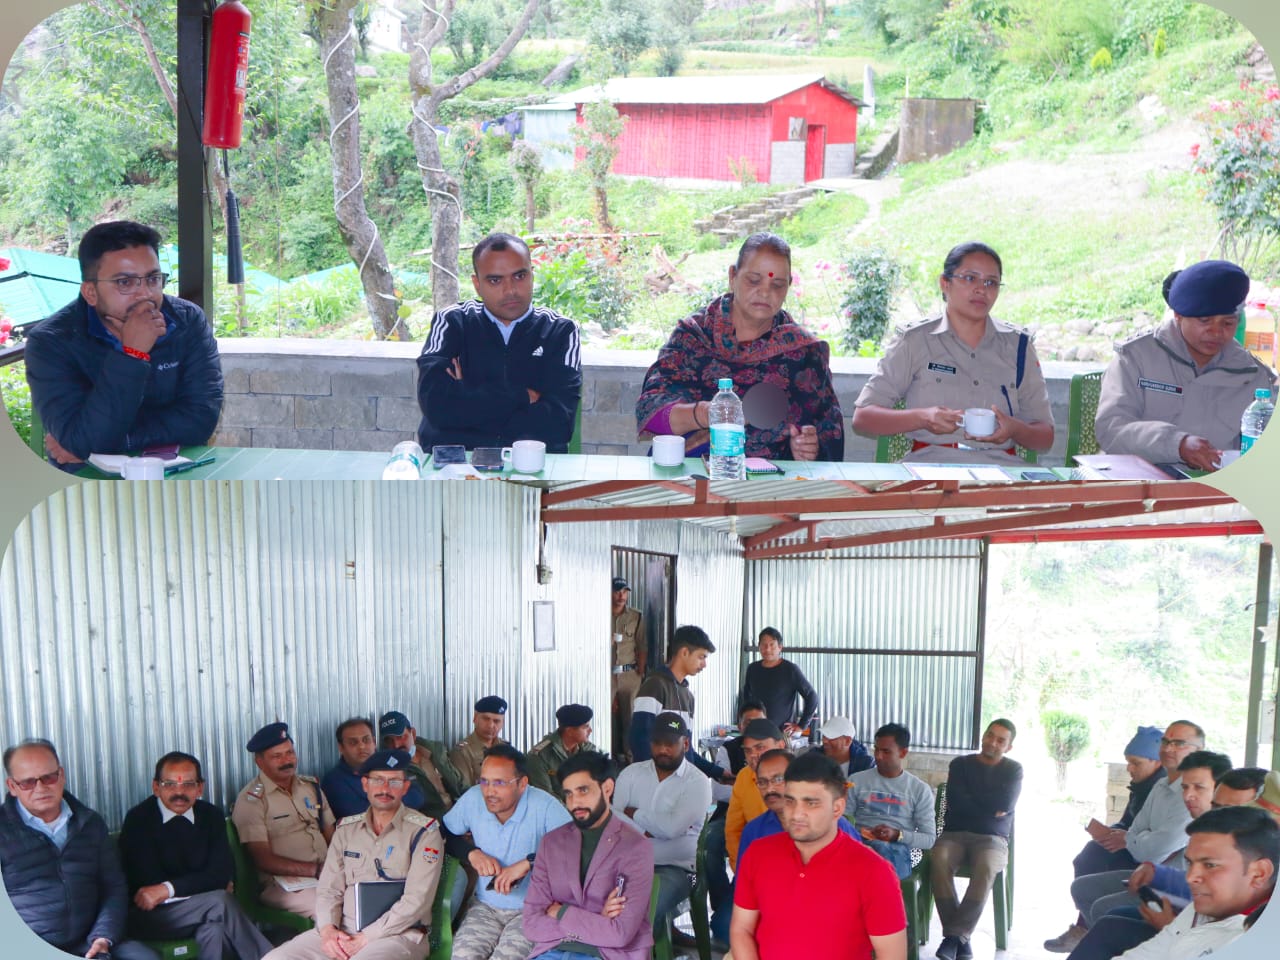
[448,697,509,791]
[263,750,444,960]
[1096,259,1276,471]
[525,704,602,798]
[610,577,646,761]
[231,723,333,921]
[378,712,465,821]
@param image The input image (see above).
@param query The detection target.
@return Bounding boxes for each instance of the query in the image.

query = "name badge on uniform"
[345,850,361,859]
[1138,378,1183,396]
[928,362,957,375]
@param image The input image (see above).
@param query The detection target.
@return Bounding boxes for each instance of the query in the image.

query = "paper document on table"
[274,876,319,892]
[967,466,1013,483]
[905,464,979,481]
[88,453,191,474]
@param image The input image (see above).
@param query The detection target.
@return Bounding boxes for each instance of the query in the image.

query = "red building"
[560,74,862,185]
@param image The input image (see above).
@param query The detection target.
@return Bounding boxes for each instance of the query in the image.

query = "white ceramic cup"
[121,456,165,480]
[963,407,997,437]
[652,434,686,466]
[506,439,546,473]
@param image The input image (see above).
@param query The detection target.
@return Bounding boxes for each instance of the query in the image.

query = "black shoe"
[956,939,973,960]
[936,936,960,960]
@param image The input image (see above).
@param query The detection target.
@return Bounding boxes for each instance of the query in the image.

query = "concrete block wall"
[1106,761,1131,823]
[823,143,856,178]
[770,141,805,185]
[902,749,963,790]
[211,338,1101,465]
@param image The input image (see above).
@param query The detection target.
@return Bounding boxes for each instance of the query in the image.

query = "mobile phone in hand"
[614,874,626,895]
[1137,885,1163,911]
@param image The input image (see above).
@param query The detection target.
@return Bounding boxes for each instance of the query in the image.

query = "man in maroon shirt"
[730,752,907,960]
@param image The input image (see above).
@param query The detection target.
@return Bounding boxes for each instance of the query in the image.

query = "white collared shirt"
[483,305,532,344]
[613,757,713,871]
[17,798,73,850]
[156,795,197,824]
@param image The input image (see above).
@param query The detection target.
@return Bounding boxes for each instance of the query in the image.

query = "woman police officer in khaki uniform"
[852,241,1055,464]
[1095,259,1275,472]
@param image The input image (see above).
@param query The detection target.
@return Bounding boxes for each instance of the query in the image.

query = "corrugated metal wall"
[744,540,983,750]
[0,483,745,826]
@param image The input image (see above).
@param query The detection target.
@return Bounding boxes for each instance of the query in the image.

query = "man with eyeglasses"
[119,751,271,960]
[441,744,571,960]
[264,749,444,960]
[23,220,224,470]
[1046,720,1207,953]
[1,738,156,959]
[323,718,428,820]
[1096,260,1276,472]
[526,704,603,799]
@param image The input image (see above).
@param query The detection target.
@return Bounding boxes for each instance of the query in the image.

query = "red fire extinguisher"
[202,1,252,150]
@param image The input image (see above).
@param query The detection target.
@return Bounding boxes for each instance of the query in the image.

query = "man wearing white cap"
[819,716,872,778]
[1096,259,1275,471]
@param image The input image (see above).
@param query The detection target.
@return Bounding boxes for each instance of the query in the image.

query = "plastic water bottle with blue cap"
[708,377,745,480]
[382,440,425,479]
[1240,387,1274,454]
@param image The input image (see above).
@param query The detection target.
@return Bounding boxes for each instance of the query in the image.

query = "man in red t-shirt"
[730,751,907,960]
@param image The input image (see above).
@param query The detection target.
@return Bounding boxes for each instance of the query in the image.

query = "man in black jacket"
[1,739,157,959]
[24,220,224,470]
[416,232,582,452]
[120,751,272,960]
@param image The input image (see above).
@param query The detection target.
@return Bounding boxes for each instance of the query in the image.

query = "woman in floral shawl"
[636,233,844,462]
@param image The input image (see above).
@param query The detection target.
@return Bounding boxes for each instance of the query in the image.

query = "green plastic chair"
[568,398,583,454]
[650,873,673,960]
[226,818,314,934]
[426,854,459,960]
[686,819,715,960]
[902,844,930,960]
[1065,370,1105,463]
[924,782,1014,951]
[27,402,43,458]
[108,832,201,960]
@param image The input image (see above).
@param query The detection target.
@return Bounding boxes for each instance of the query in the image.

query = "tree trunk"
[593,185,614,233]
[525,183,536,232]
[318,0,405,340]
[408,0,541,313]
[1055,760,1067,793]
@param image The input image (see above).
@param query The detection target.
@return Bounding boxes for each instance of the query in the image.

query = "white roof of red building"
[551,73,861,108]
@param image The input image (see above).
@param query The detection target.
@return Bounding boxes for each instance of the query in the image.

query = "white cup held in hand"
[121,456,165,480]
[963,407,997,437]
[651,434,686,466]
[509,439,546,473]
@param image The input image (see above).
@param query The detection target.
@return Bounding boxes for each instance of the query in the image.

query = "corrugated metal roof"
[0,247,81,323]
[553,73,860,107]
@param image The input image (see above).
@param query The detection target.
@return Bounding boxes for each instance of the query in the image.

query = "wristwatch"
[526,853,536,865]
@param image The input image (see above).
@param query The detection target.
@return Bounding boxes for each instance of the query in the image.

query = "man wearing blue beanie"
[1095,260,1275,471]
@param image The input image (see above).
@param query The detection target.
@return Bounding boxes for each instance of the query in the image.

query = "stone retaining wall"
[213,337,1103,464]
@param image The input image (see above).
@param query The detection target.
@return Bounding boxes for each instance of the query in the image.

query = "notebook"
[355,879,405,930]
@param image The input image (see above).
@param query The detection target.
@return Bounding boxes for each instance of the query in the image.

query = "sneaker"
[956,939,973,960]
[1044,924,1087,953]
[936,936,960,960]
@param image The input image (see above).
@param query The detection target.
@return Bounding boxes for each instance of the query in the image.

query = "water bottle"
[708,378,746,480]
[382,440,425,479]
[1240,388,1274,454]
[808,714,822,747]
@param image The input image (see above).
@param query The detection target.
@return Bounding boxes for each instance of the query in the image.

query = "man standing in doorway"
[740,627,818,735]
[611,577,645,760]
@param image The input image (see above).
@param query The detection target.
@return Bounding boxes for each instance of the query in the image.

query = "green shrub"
[1042,709,1091,791]
[1090,47,1114,71]
[533,239,633,332]
[840,248,903,353]
[1,364,32,447]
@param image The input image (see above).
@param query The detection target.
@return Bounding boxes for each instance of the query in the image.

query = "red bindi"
[767,272,774,277]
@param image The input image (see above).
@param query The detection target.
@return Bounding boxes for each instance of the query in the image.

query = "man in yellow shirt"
[725,719,787,869]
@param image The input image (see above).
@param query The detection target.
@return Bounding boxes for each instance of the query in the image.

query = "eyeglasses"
[1160,738,1198,748]
[88,272,170,293]
[946,273,1003,290]
[9,770,60,791]
[757,774,787,787]
[477,777,522,788]
[366,776,407,788]
[157,779,202,789]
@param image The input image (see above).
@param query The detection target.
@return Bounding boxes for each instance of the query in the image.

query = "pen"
[165,454,216,476]
[1000,385,1014,415]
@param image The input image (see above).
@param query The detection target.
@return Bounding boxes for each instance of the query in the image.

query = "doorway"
[804,123,827,182]
[611,547,677,758]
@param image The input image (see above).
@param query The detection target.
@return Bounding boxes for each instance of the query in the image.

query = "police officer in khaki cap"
[610,577,645,760]
[448,696,509,790]
[231,722,333,920]
[263,749,444,960]
[1096,259,1276,471]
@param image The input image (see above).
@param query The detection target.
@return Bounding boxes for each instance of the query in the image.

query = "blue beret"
[556,703,593,728]
[1124,725,1163,761]
[475,696,507,715]
[1166,260,1249,317]
[359,749,414,776]
[378,711,412,737]
[247,722,291,753]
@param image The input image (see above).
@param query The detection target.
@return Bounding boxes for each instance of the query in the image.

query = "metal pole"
[1245,541,1274,768]
[176,0,213,310]
[973,538,990,750]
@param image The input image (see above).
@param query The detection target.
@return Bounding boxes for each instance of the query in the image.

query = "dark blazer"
[117,796,232,897]
[0,792,128,951]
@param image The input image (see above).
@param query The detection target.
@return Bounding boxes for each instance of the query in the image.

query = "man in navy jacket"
[0,738,157,959]
[24,220,223,470]
[416,232,582,452]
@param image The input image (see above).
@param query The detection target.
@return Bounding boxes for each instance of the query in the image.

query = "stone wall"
[823,143,856,178]
[213,338,1103,464]
[770,141,805,185]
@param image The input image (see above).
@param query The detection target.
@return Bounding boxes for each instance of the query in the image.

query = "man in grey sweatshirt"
[848,722,937,878]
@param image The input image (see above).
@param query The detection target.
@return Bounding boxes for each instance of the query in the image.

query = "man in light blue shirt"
[848,722,937,878]
[443,743,572,960]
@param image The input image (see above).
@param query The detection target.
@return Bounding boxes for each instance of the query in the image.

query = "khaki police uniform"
[448,732,508,790]
[264,805,443,960]
[1096,318,1275,463]
[855,311,1054,463]
[406,737,463,820]
[526,732,601,798]
[232,774,331,919]
[611,606,644,756]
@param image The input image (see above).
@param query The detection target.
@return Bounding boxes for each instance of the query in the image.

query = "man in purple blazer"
[522,751,654,960]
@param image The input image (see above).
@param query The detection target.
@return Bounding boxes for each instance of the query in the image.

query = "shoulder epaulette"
[403,810,436,829]
[338,813,364,827]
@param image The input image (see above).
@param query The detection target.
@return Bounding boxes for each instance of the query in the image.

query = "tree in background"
[409,0,541,312]
[510,139,543,232]
[587,0,652,77]
[313,0,404,340]
[653,0,703,76]
[570,57,627,233]
[1042,710,1091,792]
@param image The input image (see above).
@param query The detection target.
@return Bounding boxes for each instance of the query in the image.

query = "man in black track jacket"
[416,232,582,453]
